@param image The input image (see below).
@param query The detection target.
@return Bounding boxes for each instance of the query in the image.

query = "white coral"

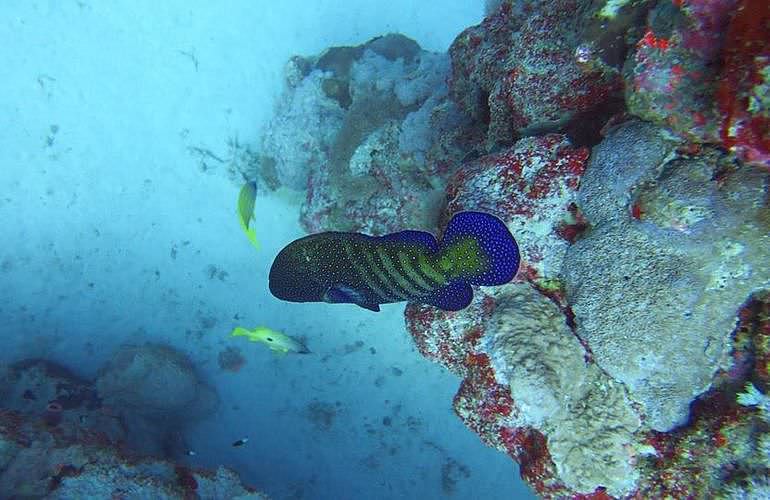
[737,383,770,419]
[481,283,642,497]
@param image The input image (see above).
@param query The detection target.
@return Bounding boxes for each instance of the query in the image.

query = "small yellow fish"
[231,326,310,355]
[237,181,260,250]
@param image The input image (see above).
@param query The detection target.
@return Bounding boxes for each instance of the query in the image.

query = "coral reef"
[407,284,644,497]
[448,0,622,147]
[716,0,770,167]
[563,120,770,431]
[0,360,124,445]
[261,34,463,234]
[0,408,265,499]
[405,119,769,496]
[95,343,219,456]
[483,285,642,496]
[261,69,345,190]
[624,0,770,167]
[0,353,259,499]
[256,1,770,496]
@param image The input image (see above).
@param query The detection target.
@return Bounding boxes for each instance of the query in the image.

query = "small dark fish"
[269,211,519,312]
[232,437,249,447]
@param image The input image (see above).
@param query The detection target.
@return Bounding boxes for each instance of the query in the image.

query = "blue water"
[0,2,533,498]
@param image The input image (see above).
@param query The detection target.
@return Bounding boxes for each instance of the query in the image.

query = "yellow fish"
[237,181,260,250]
[231,326,311,355]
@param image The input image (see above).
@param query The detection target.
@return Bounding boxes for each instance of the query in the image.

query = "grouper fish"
[268,211,520,312]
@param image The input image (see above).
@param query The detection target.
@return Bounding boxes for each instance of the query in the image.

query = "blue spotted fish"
[268,211,520,312]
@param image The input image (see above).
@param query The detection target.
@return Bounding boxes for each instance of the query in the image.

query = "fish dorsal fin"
[379,230,438,252]
[425,281,473,311]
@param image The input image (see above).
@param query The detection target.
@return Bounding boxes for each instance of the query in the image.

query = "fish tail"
[239,218,261,250]
[438,211,519,286]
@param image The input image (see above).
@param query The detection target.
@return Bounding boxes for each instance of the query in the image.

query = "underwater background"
[0,1,532,499]
[2,0,770,499]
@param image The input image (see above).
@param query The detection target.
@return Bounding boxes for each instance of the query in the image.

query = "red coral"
[449,0,620,142]
[498,427,563,497]
[405,292,494,374]
[626,0,738,143]
[175,465,198,496]
[453,353,516,444]
[716,0,770,167]
[637,29,670,51]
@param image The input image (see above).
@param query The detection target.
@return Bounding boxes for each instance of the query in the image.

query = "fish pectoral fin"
[357,302,381,312]
[326,284,381,312]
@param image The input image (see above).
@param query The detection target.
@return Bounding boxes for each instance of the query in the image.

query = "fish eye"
[266,337,273,342]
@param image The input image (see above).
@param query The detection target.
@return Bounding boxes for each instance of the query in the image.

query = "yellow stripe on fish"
[362,245,408,300]
[376,246,424,297]
[342,240,391,302]
[397,251,434,292]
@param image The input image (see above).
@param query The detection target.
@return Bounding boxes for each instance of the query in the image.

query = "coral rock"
[716,0,770,168]
[482,284,642,496]
[448,0,621,145]
[563,120,770,431]
[624,0,770,167]
[445,134,589,283]
[263,35,458,234]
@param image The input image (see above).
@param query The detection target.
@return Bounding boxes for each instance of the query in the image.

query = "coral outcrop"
[0,408,265,499]
[0,353,259,499]
[257,0,770,496]
[95,343,219,456]
[448,0,622,146]
[564,120,770,431]
[95,343,218,421]
[624,0,770,167]
[261,34,464,234]
[483,285,642,496]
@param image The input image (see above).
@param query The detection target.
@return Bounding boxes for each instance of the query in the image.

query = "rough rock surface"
[445,134,588,283]
[261,34,463,234]
[624,0,770,167]
[448,0,622,146]
[96,343,218,420]
[261,70,345,190]
[0,408,265,499]
[563,120,770,430]
[0,355,260,499]
[481,284,642,496]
